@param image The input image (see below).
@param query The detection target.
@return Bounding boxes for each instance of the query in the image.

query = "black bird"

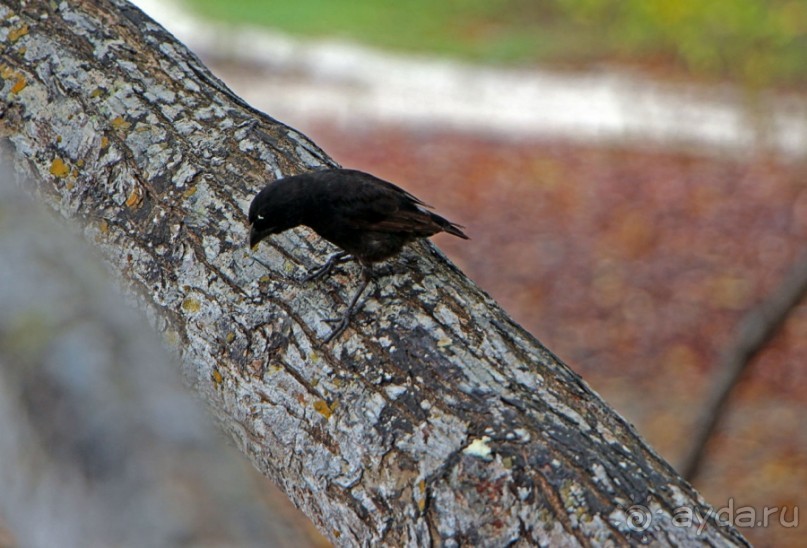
[248,168,468,342]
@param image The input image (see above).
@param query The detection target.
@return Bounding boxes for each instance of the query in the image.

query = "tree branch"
[0,0,747,545]
[0,149,323,547]
[681,250,807,482]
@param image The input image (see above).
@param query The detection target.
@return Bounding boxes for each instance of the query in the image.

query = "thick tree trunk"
[0,0,748,546]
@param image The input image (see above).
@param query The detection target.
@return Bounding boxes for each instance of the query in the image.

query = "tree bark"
[0,0,748,546]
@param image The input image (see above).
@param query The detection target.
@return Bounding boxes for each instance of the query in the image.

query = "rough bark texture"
[0,1,748,546]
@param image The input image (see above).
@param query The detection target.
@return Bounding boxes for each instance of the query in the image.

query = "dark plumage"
[248,168,468,341]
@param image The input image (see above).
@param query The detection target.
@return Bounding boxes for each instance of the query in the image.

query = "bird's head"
[247,179,307,248]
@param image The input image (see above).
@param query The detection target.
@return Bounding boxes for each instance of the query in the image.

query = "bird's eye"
[257,214,264,220]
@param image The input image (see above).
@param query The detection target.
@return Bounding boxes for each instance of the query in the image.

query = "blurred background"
[134,0,807,545]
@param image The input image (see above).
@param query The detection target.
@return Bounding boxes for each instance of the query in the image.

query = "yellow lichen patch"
[65,181,75,190]
[90,88,103,98]
[182,185,197,198]
[10,75,25,94]
[416,479,428,512]
[50,157,69,178]
[100,135,109,148]
[313,399,332,419]
[71,168,79,178]
[211,368,223,386]
[125,186,143,208]
[463,436,493,460]
[110,115,131,130]
[181,297,201,313]
[98,219,109,234]
[225,331,236,343]
[8,24,28,43]
[76,159,84,168]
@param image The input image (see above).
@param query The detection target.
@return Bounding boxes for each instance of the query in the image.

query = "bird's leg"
[323,264,373,343]
[302,251,351,282]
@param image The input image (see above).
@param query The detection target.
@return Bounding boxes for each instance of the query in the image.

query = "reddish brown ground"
[300,121,807,546]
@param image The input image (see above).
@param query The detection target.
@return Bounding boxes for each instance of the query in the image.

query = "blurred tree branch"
[0,152,323,547]
[0,0,748,545]
[682,251,807,482]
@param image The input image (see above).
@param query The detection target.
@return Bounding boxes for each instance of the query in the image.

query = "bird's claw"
[323,315,351,343]
[301,252,350,282]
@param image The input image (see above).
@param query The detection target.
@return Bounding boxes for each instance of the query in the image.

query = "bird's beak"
[249,225,261,249]
[249,225,277,249]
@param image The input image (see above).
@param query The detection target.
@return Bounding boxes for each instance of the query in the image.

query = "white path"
[135,0,807,158]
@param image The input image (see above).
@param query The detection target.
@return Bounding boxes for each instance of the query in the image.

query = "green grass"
[183,0,562,63]
[183,0,807,88]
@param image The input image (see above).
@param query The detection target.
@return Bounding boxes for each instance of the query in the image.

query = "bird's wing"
[334,177,444,236]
